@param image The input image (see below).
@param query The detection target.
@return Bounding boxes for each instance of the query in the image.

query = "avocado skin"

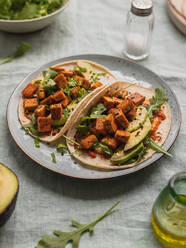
[0,163,19,227]
[0,191,18,227]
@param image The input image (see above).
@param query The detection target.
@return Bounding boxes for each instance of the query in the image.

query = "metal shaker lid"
[131,0,153,16]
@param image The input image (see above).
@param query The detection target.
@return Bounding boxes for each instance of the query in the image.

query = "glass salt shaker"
[124,0,154,61]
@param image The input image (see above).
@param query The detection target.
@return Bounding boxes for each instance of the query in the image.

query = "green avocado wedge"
[111,143,144,165]
[0,163,19,227]
[126,106,148,132]
[77,61,96,80]
[124,117,151,151]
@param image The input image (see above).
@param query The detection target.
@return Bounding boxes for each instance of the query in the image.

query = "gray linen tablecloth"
[0,0,186,247]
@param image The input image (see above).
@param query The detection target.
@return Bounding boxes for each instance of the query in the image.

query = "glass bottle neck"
[169,172,186,206]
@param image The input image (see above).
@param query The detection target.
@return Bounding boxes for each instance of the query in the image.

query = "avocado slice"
[51,116,67,127]
[124,117,151,151]
[111,142,144,165]
[0,163,19,227]
[126,106,148,132]
[77,61,96,81]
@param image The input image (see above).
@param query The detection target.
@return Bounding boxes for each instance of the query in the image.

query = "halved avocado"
[0,163,19,227]
[126,106,148,132]
[77,61,96,80]
[124,117,151,151]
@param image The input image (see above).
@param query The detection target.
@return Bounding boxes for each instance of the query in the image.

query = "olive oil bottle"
[152,172,186,248]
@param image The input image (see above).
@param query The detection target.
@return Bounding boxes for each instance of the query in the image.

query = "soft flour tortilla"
[67,81,171,171]
[18,60,117,142]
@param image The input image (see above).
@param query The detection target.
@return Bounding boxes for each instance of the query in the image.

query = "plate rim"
[6,53,182,180]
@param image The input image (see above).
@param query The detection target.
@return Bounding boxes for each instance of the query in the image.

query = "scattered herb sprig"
[51,152,56,163]
[147,87,168,119]
[35,200,120,248]
[0,42,30,65]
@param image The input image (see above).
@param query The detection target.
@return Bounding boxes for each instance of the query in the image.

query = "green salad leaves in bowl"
[0,0,71,33]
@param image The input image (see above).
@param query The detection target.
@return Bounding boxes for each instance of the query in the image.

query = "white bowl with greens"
[0,0,71,33]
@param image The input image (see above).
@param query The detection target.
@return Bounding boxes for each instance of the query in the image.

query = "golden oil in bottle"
[151,172,186,248]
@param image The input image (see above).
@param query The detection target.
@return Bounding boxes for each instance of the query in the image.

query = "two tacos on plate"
[19,60,171,170]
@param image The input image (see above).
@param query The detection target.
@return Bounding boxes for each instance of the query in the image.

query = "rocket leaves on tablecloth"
[35,200,120,248]
[0,42,30,65]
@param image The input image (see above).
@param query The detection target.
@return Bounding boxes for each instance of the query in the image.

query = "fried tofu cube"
[54,74,68,89]
[117,99,134,113]
[102,96,115,110]
[115,130,130,143]
[101,136,118,150]
[114,89,128,99]
[126,105,137,120]
[53,90,66,102]
[24,98,38,112]
[95,118,106,136]
[112,97,123,105]
[38,88,46,100]
[91,81,103,90]
[71,86,81,99]
[104,114,118,134]
[52,67,65,73]
[34,105,46,119]
[74,75,91,89]
[108,108,118,115]
[128,92,145,106]
[81,79,91,89]
[37,116,51,133]
[40,95,54,105]
[22,83,39,98]
[50,104,63,120]
[113,109,129,128]
[80,135,98,150]
[143,97,151,106]
[62,70,74,78]
[60,95,70,107]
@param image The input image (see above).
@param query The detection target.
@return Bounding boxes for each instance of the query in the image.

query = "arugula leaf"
[147,88,168,119]
[51,152,56,163]
[80,103,106,122]
[22,114,40,136]
[0,42,30,65]
[96,72,106,77]
[78,88,87,100]
[144,137,173,157]
[63,86,71,98]
[90,103,106,116]
[62,134,80,147]
[76,125,89,135]
[35,200,120,248]
[68,79,80,88]
[57,142,67,155]
[43,70,58,80]
[77,65,87,72]
[93,142,114,157]
[34,138,40,148]
[43,79,57,95]
[34,80,42,85]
